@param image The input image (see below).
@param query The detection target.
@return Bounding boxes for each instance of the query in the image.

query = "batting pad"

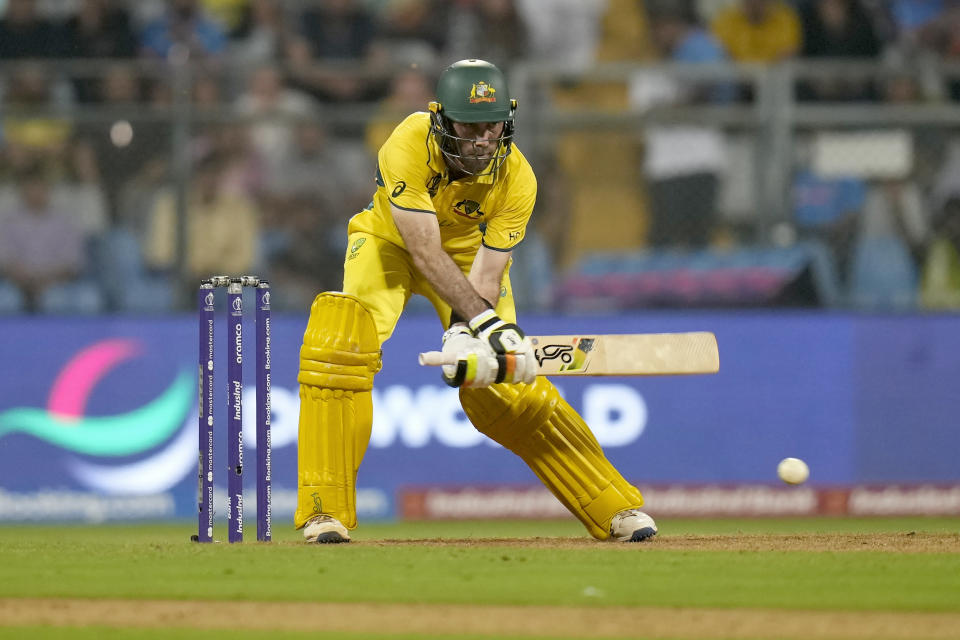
[461,378,644,540]
[295,292,381,530]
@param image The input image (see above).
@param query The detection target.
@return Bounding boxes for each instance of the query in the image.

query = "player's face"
[450,120,505,173]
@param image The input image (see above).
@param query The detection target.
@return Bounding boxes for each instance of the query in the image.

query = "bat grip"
[418,351,456,367]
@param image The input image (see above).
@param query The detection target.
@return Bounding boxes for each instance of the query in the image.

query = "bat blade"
[418,332,719,376]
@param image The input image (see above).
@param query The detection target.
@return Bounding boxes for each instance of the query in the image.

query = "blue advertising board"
[1,307,958,523]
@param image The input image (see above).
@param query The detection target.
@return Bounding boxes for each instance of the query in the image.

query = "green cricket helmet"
[429,59,517,176]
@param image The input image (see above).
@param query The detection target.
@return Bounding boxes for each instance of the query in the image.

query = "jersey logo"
[452,199,484,220]
[391,181,406,197]
[426,174,443,197]
[469,81,497,103]
[347,237,366,261]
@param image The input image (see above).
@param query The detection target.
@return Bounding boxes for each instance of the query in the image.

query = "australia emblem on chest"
[452,199,484,220]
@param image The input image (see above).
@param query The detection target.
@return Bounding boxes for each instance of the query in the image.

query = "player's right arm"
[390,204,493,320]
[391,204,534,386]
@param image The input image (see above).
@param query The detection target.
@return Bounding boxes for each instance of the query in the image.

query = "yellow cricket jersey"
[711,1,800,62]
[348,112,537,257]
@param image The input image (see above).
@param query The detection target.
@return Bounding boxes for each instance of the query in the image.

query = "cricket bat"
[418,332,719,376]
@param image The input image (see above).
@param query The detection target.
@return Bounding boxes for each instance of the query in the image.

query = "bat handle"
[418,351,456,367]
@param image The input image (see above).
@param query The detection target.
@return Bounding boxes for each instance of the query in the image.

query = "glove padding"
[467,309,537,385]
[440,325,500,388]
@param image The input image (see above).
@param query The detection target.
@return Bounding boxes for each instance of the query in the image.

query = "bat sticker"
[560,338,594,372]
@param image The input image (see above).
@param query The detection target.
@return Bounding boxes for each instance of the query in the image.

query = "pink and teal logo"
[0,339,194,490]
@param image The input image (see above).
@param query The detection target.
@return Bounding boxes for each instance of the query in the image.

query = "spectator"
[140,0,227,59]
[797,0,883,102]
[801,0,882,58]
[648,2,734,100]
[201,0,248,33]
[369,0,449,65]
[62,0,137,58]
[53,140,108,239]
[234,65,318,186]
[0,0,61,59]
[260,117,370,298]
[274,120,370,209]
[99,73,177,240]
[261,116,368,306]
[941,5,960,101]
[228,0,289,65]
[62,0,138,103]
[791,160,867,286]
[364,67,434,155]
[846,171,927,309]
[299,0,375,60]
[126,0,167,27]
[1,64,73,173]
[0,164,87,311]
[632,4,730,247]
[886,0,944,48]
[515,0,606,69]
[144,150,259,279]
[34,0,83,21]
[880,65,924,104]
[266,195,346,309]
[931,139,960,223]
[903,1,960,101]
[595,0,656,62]
[198,123,266,200]
[192,72,223,111]
[75,64,169,225]
[288,0,378,104]
[445,0,528,70]
[920,196,960,308]
[711,0,801,63]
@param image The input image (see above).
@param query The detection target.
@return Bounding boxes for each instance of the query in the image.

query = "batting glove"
[467,310,537,385]
[440,325,499,388]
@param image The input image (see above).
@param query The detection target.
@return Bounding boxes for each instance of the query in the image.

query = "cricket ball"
[777,457,809,485]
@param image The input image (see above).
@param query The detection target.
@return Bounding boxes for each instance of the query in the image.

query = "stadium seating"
[89,230,175,313]
[555,242,842,310]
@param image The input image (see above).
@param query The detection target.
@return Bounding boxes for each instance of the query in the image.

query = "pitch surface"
[1,519,958,639]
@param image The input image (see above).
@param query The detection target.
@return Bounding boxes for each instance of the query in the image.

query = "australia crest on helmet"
[469,81,497,104]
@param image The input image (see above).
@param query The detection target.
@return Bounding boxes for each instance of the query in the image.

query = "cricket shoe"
[303,515,351,544]
[609,509,657,542]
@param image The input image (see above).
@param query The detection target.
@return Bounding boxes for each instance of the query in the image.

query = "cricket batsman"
[295,59,657,543]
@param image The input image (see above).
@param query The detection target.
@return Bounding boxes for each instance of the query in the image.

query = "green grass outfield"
[1,518,959,640]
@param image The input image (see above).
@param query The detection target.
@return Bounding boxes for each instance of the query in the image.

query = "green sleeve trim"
[481,240,518,252]
[389,199,436,215]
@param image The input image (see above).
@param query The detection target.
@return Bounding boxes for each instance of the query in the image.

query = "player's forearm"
[465,245,511,314]
[410,249,490,319]
[466,269,501,311]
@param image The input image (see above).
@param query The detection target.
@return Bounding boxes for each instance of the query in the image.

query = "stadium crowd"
[0,0,959,312]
